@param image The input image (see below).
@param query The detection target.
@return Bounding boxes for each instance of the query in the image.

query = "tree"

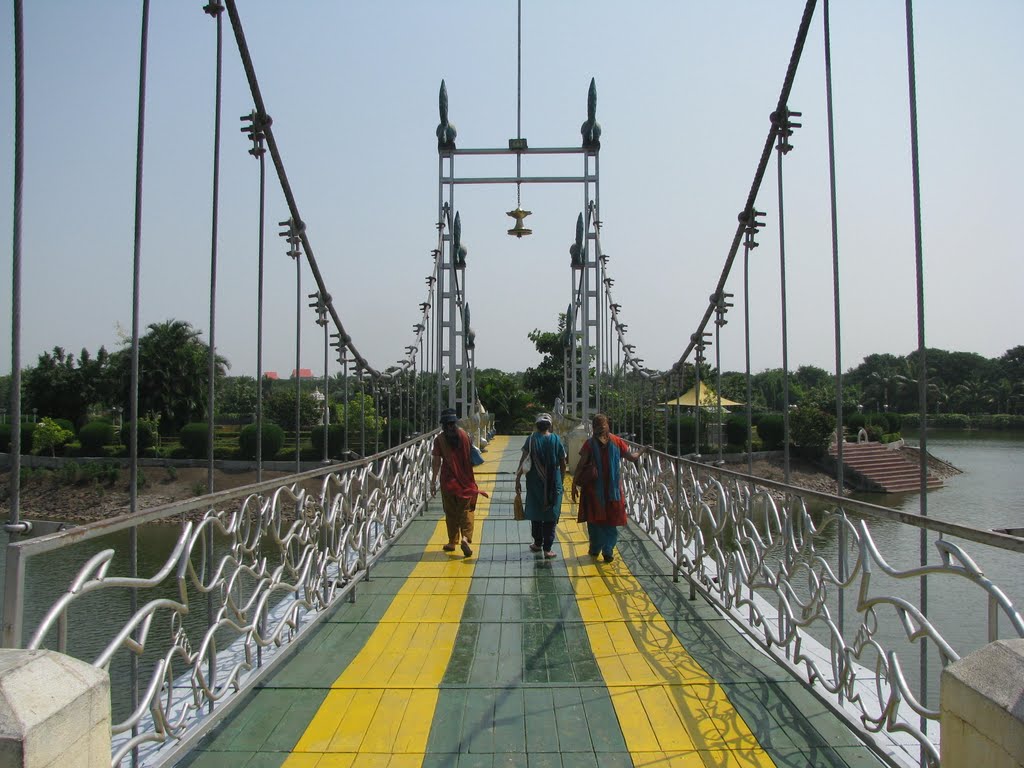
[476,369,532,433]
[22,347,107,426]
[217,376,258,417]
[264,388,321,430]
[32,417,74,457]
[334,393,384,454]
[109,320,229,434]
[522,316,567,409]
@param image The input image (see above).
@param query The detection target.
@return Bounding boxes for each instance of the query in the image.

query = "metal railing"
[2,432,433,767]
[625,445,1024,768]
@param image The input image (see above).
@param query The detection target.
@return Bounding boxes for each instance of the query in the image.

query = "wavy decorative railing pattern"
[624,446,1024,768]
[5,433,432,767]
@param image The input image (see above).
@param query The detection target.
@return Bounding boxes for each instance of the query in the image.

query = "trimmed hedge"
[120,421,156,450]
[79,420,116,456]
[0,423,35,453]
[179,423,210,459]
[311,424,347,459]
[238,422,285,460]
[724,414,750,447]
[756,414,785,450]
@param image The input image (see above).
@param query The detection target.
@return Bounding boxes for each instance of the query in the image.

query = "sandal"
[460,540,473,557]
[544,551,557,559]
[442,544,456,552]
[529,543,542,552]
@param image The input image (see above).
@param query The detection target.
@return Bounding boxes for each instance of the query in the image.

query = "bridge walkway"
[179,436,885,768]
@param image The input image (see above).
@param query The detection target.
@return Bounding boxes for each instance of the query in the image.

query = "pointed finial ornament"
[580,78,601,150]
[453,211,468,268]
[436,80,457,151]
[569,213,585,268]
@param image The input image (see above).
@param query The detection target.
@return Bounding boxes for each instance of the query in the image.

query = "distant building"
[291,368,315,379]
[264,371,280,380]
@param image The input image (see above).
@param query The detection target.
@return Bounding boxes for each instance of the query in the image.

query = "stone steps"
[830,442,942,493]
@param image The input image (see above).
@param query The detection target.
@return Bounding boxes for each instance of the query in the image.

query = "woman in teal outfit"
[514,413,568,558]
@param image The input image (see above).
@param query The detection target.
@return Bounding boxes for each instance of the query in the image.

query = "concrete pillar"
[941,638,1024,767]
[0,650,110,768]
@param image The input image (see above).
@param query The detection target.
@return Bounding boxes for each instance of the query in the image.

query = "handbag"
[574,455,597,487]
[513,490,525,520]
[520,434,533,474]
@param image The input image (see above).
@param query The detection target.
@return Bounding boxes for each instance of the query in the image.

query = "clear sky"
[2,1,1021,383]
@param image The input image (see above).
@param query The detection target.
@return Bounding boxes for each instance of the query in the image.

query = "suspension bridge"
[3,2,1023,768]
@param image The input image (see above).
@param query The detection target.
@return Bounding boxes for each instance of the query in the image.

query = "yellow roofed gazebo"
[662,386,743,408]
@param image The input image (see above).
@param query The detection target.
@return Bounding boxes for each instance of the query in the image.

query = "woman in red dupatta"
[571,413,645,562]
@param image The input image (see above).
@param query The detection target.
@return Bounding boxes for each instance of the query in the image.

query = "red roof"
[291,368,315,379]
[264,371,279,380]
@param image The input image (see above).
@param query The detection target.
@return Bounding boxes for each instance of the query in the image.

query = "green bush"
[755,414,785,450]
[667,415,697,455]
[724,414,750,447]
[238,422,285,460]
[311,424,347,458]
[1,422,37,453]
[32,417,75,456]
[53,418,76,437]
[179,423,210,459]
[845,413,866,431]
[788,406,836,459]
[120,420,156,450]
[79,420,116,456]
[928,413,971,429]
[865,424,885,442]
[885,412,903,432]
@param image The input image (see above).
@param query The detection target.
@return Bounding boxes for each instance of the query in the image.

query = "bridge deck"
[180,436,884,768]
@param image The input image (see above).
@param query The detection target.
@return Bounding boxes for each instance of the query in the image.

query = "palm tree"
[112,320,229,433]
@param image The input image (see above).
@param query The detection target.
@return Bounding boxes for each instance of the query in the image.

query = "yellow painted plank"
[281,754,322,768]
[606,687,660,751]
[292,689,356,752]
[281,442,505,766]
[314,755,356,768]
[562,517,774,767]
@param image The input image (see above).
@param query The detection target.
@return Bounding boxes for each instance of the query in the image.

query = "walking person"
[571,413,645,562]
[515,413,568,559]
[431,408,486,557]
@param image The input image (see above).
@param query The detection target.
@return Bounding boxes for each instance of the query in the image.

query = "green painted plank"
[259,691,328,753]
[526,753,562,768]
[444,623,480,685]
[176,751,255,768]
[463,688,497,755]
[492,687,526,753]
[243,754,290,768]
[551,688,592,753]
[427,688,469,754]
[523,688,560,754]
[579,687,628,753]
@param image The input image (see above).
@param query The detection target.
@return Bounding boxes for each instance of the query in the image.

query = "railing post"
[2,544,25,649]
[672,457,681,584]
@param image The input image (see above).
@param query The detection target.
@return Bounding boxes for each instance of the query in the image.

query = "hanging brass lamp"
[506,205,532,238]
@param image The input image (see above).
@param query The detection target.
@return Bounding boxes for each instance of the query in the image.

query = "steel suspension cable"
[822,0,847,640]
[202,1,224,720]
[206,3,223,495]
[256,146,266,480]
[619,0,818,383]
[823,0,844,498]
[223,0,410,384]
[128,3,151,760]
[7,0,25,538]
[903,0,930,754]
[776,133,792,483]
